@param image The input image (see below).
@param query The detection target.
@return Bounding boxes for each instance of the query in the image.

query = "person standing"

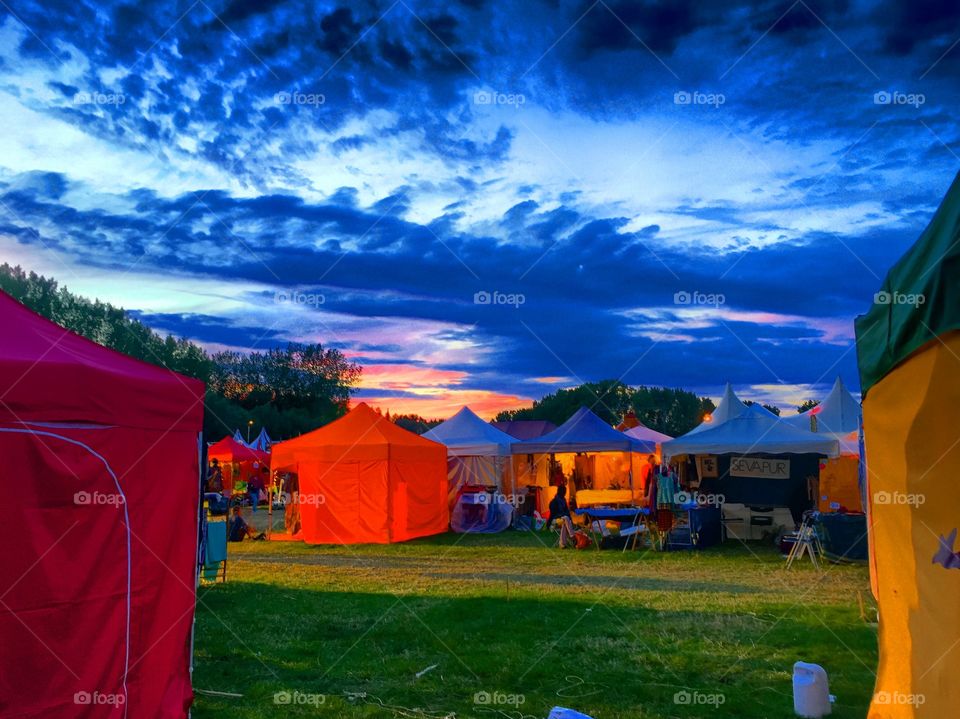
[248,466,263,513]
[548,485,576,548]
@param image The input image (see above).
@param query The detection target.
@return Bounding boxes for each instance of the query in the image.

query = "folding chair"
[785,513,823,569]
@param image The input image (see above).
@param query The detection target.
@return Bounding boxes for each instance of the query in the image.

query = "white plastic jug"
[793,661,832,717]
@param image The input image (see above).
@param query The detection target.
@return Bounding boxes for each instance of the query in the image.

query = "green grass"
[192,531,877,718]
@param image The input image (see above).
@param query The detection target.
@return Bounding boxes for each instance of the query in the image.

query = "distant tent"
[786,378,863,516]
[616,410,641,431]
[510,407,657,512]
[232,429,252,447]
[624,424,673,445]
[0,290,204,718]
[786,377,861,437]
[424,407,514,457]
[209,436,269,464]
[423,407,516,532]
[491,419,557,440]
[208,436,270,493]
[250,427,273,451]
[663,394,838,523]
[685,383,776,436]
[513,407,657,455]
[662,403,839,458]
[856,171,960,717]
[271,403,448,544]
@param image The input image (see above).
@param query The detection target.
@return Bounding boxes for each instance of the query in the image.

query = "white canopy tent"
[785,376,861,438]
[685,382,777,437]
[624,424,673,444]
[662,405,841,458]
[423,407,516,532]
[423,406,514,456]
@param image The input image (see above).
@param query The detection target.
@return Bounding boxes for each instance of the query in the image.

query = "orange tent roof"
[208,436,269,464]
[272,403,445,467]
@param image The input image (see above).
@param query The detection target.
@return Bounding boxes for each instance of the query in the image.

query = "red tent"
[0,291,205,718]
[208,436,269,492]
[271,403,448,544]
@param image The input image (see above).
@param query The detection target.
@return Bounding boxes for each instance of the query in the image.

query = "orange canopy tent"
[271,403,448,544]
[208,436,269,492]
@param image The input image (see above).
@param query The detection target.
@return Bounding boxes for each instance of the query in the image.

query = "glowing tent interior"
[423,406,516,532]
[510,406,658,513]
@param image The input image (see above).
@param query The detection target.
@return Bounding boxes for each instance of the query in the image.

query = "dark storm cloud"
[1,0,956,401]
[0,168,926,394]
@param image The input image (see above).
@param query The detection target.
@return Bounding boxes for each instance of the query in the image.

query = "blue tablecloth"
[574,507,647,522]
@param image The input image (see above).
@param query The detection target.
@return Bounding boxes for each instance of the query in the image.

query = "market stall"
[423,406,516,532]
[510,406,657,515]
[663,388,839,540]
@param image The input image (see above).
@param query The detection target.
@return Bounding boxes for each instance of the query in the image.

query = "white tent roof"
[685,383,776,435]
[422,406,515,456]
[624,425,673,444]
[785,377,861,437]
[663,401,840,458]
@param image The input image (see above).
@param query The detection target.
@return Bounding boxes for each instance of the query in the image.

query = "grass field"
[192,528,877,719]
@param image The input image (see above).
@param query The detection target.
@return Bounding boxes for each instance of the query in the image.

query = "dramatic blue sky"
[1,0,957,417]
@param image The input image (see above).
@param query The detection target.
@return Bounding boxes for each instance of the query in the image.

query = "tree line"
[0,264,361,440]
[494,379,718,437]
